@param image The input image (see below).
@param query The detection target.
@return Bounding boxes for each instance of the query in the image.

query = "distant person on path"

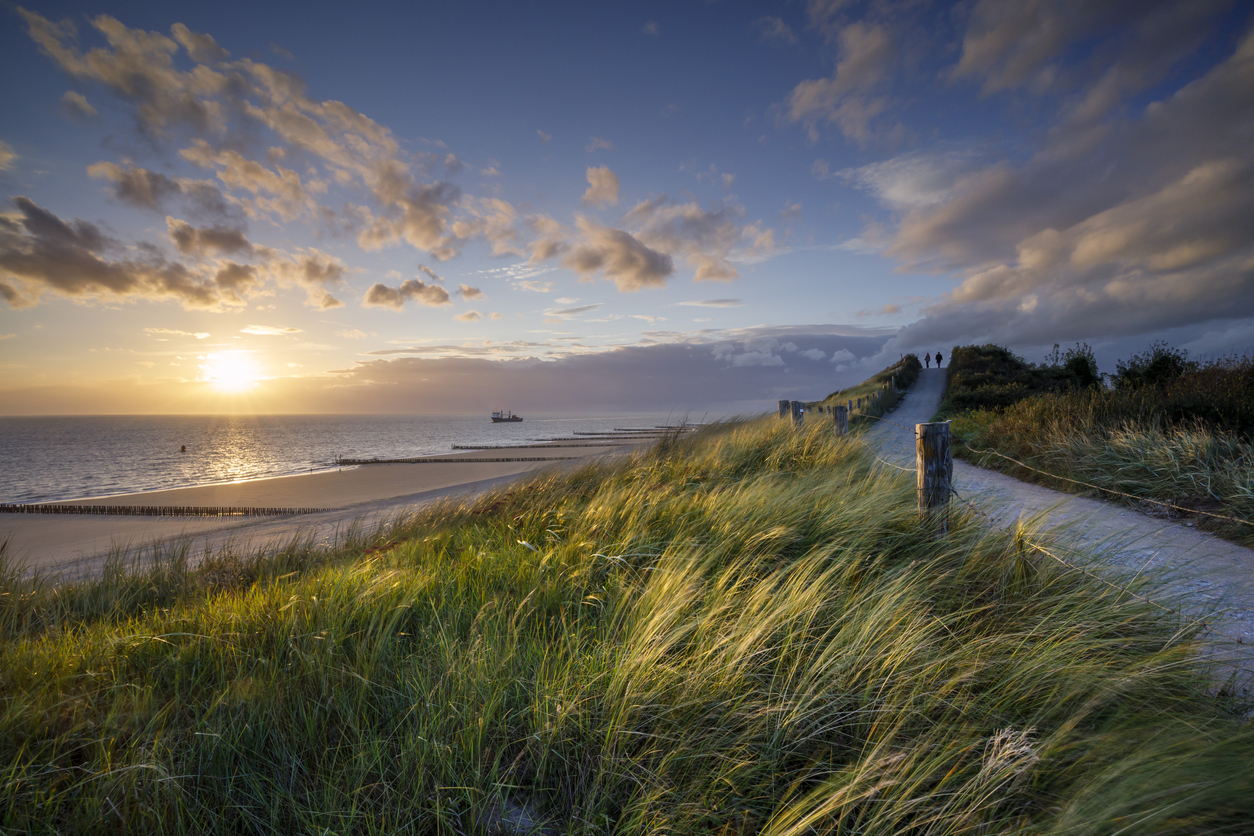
[925,352,931,368]
[935,351,943,367]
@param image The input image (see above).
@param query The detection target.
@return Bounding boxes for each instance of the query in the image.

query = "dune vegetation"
[942,344,1254,546]
[1,412,1252,833]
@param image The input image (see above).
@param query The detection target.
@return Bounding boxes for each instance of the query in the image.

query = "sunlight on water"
[0,413,706,503]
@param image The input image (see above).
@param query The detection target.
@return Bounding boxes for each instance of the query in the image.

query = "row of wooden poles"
[0,504,324,518]
[778,378,954,531]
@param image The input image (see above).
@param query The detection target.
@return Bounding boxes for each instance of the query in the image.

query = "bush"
[938,344,1089,415]
[1113,341,1200,390]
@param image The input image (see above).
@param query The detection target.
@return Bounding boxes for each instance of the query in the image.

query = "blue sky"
[2,0,1252,414]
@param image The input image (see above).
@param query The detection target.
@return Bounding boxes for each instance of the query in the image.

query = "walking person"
[925,352,931,369]
[935,350,943,367]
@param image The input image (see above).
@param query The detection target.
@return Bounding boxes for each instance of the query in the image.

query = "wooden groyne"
[0,503,328,518]
[337,455,584,465]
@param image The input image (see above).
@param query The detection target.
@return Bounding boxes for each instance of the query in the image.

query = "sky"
[1,0,1252,415]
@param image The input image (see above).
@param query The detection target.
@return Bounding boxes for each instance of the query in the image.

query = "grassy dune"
[1,417,1252,833]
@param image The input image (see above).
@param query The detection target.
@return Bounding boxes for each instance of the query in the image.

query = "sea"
[0,413,702,504]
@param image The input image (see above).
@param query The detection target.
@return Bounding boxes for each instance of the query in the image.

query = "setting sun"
[200,351,261,392]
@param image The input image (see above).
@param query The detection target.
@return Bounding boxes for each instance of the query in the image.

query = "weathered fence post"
[790,400,804,428]
[833,405,848,436]
[779,400,790,418]
[916,422,952,533]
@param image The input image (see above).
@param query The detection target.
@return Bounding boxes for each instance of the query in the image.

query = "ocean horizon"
[0,412,712,505]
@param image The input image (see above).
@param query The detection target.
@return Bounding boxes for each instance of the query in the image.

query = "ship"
[491,410,523,423]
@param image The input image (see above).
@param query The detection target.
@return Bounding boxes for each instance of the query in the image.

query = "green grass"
[1,418,1252,833]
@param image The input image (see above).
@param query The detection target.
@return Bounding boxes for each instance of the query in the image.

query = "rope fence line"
[860,412,1252,529]
[944,486,1250,652]
[953,439,1254,529]
[852,410,1251,653]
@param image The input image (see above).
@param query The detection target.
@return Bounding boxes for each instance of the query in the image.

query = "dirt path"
[866,368,1254,680]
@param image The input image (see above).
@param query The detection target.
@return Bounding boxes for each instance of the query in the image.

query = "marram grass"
[1,418,1251,834]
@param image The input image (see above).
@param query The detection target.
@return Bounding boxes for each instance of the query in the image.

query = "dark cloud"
[0,196,227,309]
[59,90,97,120]
[876,27,1254,348]
[562,219,674,291]
[167,218,251,256]
[329,329,894,413]
[362,277,452,310]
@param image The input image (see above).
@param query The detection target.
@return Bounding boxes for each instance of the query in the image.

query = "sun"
[200,351,261,392]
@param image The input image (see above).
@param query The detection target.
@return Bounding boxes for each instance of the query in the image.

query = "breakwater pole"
[790,400,804,428]
[779,400,790,418]
[916,422,952,534]
[833,405,848,436]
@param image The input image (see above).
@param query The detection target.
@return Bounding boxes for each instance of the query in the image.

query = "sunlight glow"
[200,351,261,392]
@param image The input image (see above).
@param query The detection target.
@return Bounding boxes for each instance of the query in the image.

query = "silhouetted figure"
[925,352,932,368]
[935,351,943,367]
[180,445,187,452]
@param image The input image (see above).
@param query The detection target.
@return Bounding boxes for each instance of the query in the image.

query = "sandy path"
[866,368,1254,676]
[1,440,641,581]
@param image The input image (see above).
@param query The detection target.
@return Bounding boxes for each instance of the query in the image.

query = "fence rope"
[860,412,1252,529]
[953,437,1253,529]
[943,486,1250,652]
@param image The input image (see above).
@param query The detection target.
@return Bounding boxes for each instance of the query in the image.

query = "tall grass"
[1,418,1251,833]
[951,390,1254,547]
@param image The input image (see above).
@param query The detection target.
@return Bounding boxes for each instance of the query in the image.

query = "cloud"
[623,195,771,281]
[883,29,1254,347]
[257,247,347,309]
[145,327,209,339]
[362,277,452,310]
[337,328,369,339]
[60,90,97,119]
[842,149,984,208]
[0,141,17,171]
[418,264,443,282]
[180,140,316,221]
[455,310,481,322]
[0,196,232,310]
[582,166,620,208]
[459,283,484,300]
[951,0,1230,113]
[586,137,616,153]
[756,16,798,46]
[561,217,674,291]
[642,20,659,36]
[548,303,602,317]
[787,21,894,141]
[166,217,252,256]
[677,299,742,307]
[270,43,294,60]
[241,324,300,335]
[537,129,552,144]
[318,327,894,413]
[516,279,554,293]
[800,348,826,360]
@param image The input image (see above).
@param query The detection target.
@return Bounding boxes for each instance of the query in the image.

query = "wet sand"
[1,440,640,579]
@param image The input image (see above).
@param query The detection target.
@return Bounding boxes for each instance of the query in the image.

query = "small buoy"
[180,445,187,452]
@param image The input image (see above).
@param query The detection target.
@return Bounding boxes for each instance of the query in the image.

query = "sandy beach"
[1,439,642,579]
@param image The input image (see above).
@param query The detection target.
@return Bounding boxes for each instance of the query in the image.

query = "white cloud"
[241,324,301,335]
[582,166,620,208]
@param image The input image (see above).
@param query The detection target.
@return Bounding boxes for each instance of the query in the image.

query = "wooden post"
[779,400,790,418]
[916,422,952,532]
[833,405,848,436]
[790,400,804,428]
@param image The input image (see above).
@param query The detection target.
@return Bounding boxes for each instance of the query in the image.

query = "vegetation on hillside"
[943,345,1254,545]
[825,353,922,404]
[2,417,1252,833]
